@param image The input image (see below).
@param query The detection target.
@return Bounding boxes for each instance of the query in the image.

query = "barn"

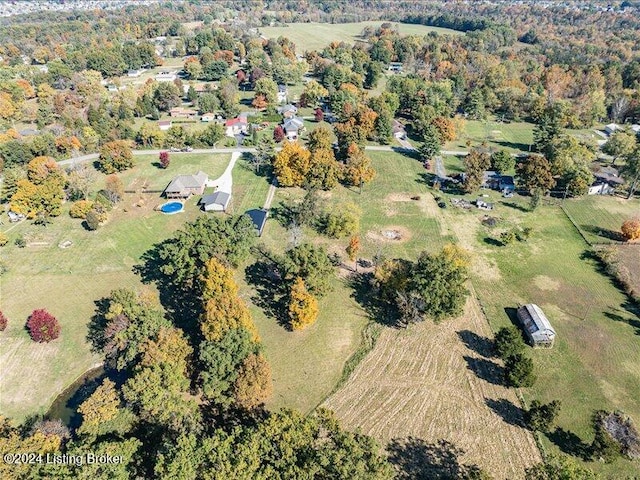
[516,304,556,347]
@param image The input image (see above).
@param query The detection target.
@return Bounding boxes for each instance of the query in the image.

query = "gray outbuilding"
[516,304,556,347]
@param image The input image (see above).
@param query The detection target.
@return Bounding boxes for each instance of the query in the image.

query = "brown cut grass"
[323,297,541,479]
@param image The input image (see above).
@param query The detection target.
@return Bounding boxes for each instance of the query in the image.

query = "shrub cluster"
[26,309,61,342]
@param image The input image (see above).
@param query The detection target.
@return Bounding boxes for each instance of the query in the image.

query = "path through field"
[323,295,541,479]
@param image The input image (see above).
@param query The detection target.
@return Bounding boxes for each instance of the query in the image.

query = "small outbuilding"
[516,304,556,348]
[245,208,268,236]
[200,191,231,212]
[605,123,621,135]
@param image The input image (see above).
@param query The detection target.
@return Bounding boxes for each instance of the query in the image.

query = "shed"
[200,191,231,212]
[516,304,556,347]
[245,208,268,236]
[605,123,621,135]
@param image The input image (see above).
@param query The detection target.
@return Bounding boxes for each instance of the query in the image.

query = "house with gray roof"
[516,304,556,347]
[283,116,305,140]
[163,171,208,198]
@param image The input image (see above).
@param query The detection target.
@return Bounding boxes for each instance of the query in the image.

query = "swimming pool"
[160,201,184,214]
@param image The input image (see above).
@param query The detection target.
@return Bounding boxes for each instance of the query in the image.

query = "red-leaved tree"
[314,108,324,122]
[0,310,7,331]
[159,151,170,169]
[273,125,285,143]
[27,309,60,342]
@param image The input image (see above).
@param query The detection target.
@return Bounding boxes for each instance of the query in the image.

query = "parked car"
[170,147,180,152]
[181,146,193,152]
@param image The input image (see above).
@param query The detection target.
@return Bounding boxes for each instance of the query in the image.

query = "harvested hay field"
[614,245,640,297]
[323,296,541,479]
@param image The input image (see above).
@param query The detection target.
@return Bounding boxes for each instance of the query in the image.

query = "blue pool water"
[160,201,184,214]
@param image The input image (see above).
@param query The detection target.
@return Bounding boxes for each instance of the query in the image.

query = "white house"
[632,124,640,134]
[158,120,172,131]
[588,182,616,195]
[283,116,304,140]
[225,117,248,137]
[155,71,177,82]
[128,69,144,77]
[201,113,216,122]
[277,84,288,103]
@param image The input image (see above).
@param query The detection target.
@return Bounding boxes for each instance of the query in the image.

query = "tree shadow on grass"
[463,355,505,386]
[483,237,503,247]
[604,306,640,336]
[495,140,530,152]
[485,397,525,428]
[457,330,495,358]
[580,224,624,242]
[244,259,289,329]
[347,272,398,327]
[546,427,592,460]
[387,437,488,480]
[503,307,521,327]
[501,201,529,212]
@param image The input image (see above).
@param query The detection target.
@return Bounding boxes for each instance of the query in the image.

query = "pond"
[46,366,106,428]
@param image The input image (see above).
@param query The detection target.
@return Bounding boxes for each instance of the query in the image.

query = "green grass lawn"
[434,193,640,477]
[0,153,238,421]
[562,195,639,245]
[260,21,463,53]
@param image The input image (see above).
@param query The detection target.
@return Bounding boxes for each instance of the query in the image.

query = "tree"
[254,77,278,110]
[218,78,240,118]
[153,82,181,112]
[307,125,333,153]
[1,166,26,202]
[620,146,640,198]
[525,454,597,480]
[288,277,319,331]
[504,353,536,387]
[602,130,636,165]
[232,353,273,409]
[524,400,561,432]
[26,309,61,343]
[159,151,170,169]
[491,150,515,173]
[344,144,375,193]
[323,202,361,238]
[10,156,65,219]
[98,141,134,174]
[516,155,556,195]
[199,123,224,146]
[346,235,360,264]
[301,80,328,107]
[104,174,124,204]
[432,117,457,143]
[0,311,7,331]
[621,218,640,241]
[280,243,335,296]
[418,124,441,162]
[273,125,285,143]
[494,326,526,359]
[66,163,96,201]
[405,244,470,323]
[563,164,594,197]
[252,94,268,111]
[533,103,564,154]
[77,378,134,439]
[591,411,623,463]
[69,200,94,219]
[314,108,324,122]
[273,141,311,187]
[202,60,229,81]
[85,208,106,230]
[307,148,342,190]
[198,92,220,115]
[463,150,491,193]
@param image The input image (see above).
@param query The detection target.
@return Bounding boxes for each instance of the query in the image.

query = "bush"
[0,310,7,331]
[85,207,107,231]
[322,203,361,239]
[15,236,26,248]
[26,309,61,342]
[524,400,561,432]
[494,325,526,359]
[159,151,170,169]
[0,232,7,246]
[504,352,536,387]
[621,218,640,241]
[69,200,94,219]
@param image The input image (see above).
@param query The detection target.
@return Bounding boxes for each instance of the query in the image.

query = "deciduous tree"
[27,309,61,343]
[0,311,7,331]
[288,277,319,330]
[602,130,636,165]
[490,150,515,173]
[273,141,312,187]
[307,148,342,190]
[344,144,375,193]
[516,155,556,195]
[98,141,134,174]
[232,353,273,409]
[621,218,640,241]
[524,400,561,432]
[159,151,170,169]
[463,149,491,193]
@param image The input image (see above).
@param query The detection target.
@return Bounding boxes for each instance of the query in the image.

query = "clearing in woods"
[323,295,541,479]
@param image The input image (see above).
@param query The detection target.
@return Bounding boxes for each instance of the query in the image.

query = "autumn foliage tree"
[26,309,61,342]
[10,156,66,219]
[273,141,311,187]
[273,125,285,143]
[232,353,273,409]
[98,140,134,174]
[621,218,640,241]
[343,143,375,193]
[288,277,319,330]
[159,151,170,169]
[0,310,7,331]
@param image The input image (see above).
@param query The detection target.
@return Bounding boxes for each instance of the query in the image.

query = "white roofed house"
[516,304,556,348]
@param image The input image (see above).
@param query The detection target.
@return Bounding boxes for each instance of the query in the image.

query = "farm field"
[260,21,464,52]
[0,153,253,420]
[433,194,640,477]
[323,296,542,479]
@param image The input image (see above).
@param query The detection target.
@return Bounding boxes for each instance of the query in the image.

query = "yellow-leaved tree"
[273,140,311,187]
[200,258,259,342]
[288,277,319,330]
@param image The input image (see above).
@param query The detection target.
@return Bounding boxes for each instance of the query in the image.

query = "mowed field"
[0,153,249,420]
[260,21,464,52]
[431,191,640,477]
[323,296,542,479]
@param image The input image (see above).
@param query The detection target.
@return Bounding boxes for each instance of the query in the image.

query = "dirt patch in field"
[323,296,541,479]
[366,226,411,243]
[614,245,640,296]
[533,275,561,291]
